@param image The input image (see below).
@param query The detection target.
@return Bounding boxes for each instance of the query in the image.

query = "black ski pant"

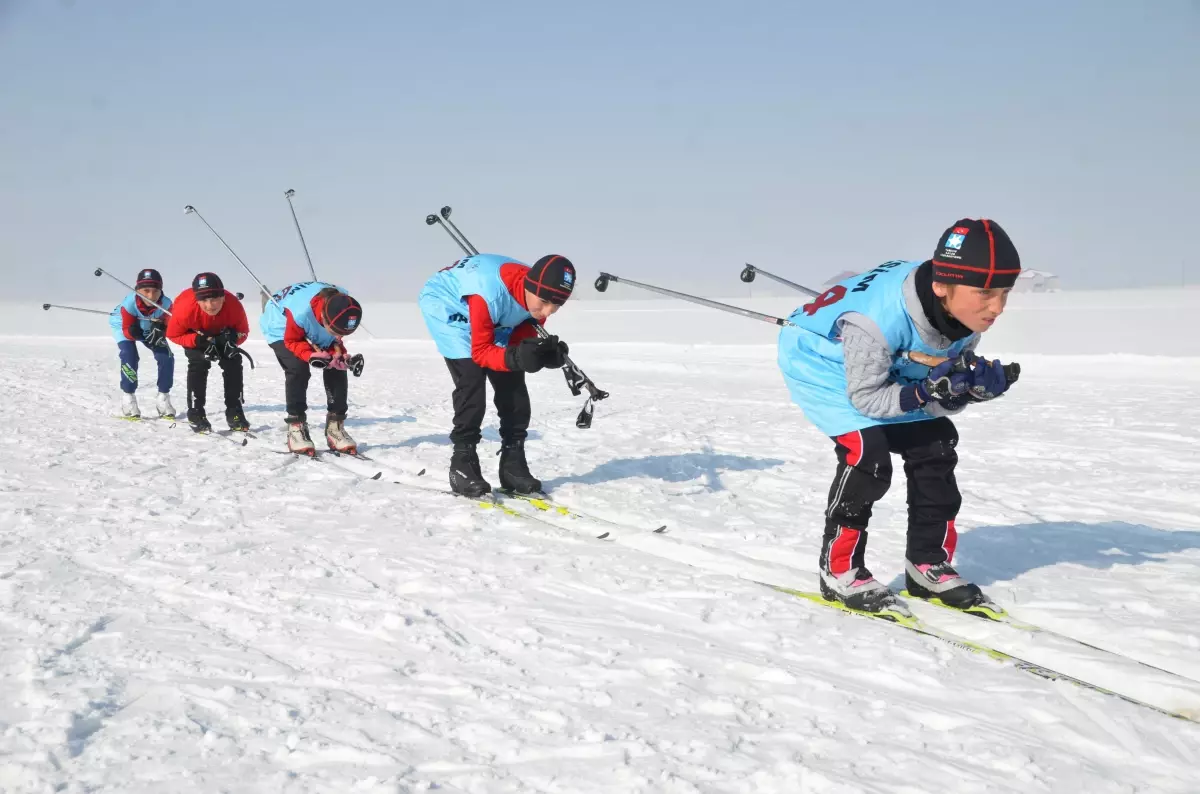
[184,346,243,416]
[444,357,530,448]
[822,418,962,576]
[269,342,348,424]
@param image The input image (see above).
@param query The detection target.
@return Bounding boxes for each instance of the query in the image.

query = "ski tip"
[596,531,611,540]
[239,437,248,446]
[653,525,668,533]
[416,468,426,476]
[370,472,382,480]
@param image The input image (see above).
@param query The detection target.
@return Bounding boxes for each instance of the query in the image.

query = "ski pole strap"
[236,347,256,370]
[561,362,608,401]
[561,364,586,396]
[576,397,596,429]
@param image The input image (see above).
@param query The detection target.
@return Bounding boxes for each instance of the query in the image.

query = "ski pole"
[93,268,175,315]
[283,189,318,281]
[425,204,609,428]
[739,264,820,297]
[282,189,376,339]
[594,272,799,328]
[184,204,280,309]
[425,206,478,257]
[43,303,109,316]
[439,206,479,256]
[530,323,610,428]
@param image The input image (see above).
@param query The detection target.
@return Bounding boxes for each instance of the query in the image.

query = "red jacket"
[468,263,543,371]
[119,296,160,341]
[166,289,249,349]
[281,295,348,363]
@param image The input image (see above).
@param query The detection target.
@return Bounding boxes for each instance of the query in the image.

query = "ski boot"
[121,393,140,419]
[156,392,176,420]
[225,407,250,433]
[819,567,909,617]
[449,444,491,498]
[325,414,357,454]
[188,408,212,433]
[904,560,990,611]
[498,439,542,494]
[286,418,316,456]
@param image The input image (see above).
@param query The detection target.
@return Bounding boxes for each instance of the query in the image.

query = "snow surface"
[3,292,1200,792]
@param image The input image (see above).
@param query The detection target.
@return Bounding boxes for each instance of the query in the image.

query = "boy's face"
[525,292,562,321]
[933,282,1011,333]
[198,295,225,316]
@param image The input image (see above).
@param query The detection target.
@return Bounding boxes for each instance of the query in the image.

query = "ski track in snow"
[2,339,1199,793]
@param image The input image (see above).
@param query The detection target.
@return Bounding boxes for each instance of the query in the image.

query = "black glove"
[504,338,546,374]
[215,328,240,359]
[537,336,569,369]
[196,333,220,361]
[347,353,365,377]
[144,320,167,349]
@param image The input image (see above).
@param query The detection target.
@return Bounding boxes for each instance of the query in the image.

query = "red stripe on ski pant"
[829,526,862,576]
[942,519,957,564]
[835,430,864,467]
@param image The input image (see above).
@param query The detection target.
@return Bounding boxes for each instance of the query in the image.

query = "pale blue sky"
[2,1,1197,301]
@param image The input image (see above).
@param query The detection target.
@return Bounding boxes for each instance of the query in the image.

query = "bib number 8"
[801,285,846,316]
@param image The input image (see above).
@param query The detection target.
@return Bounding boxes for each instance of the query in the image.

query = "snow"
[3,290,1200,792]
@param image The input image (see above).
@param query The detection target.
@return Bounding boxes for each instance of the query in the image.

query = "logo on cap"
[198,277,208,286]
[562,269,575,286]
[347,317,358,328]
[142,270,152,279]
[945,233,966,251]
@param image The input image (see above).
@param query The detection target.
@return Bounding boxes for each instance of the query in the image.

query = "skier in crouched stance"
[778,218,1022,615]
[109,268,175,419]
[166,272,250,433]
[259,281,364,456]
[419,253,575,497]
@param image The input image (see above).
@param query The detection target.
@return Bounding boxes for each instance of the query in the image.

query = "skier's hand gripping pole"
[905,350,1021,388]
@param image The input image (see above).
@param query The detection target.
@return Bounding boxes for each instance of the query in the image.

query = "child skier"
[418,253,575,497]
[259,281,364,455]
[165,272,250,433]
[778,218,1021,615]
[108,268,175,419]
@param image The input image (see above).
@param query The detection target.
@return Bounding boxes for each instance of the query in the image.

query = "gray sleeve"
[840,315,908,419]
